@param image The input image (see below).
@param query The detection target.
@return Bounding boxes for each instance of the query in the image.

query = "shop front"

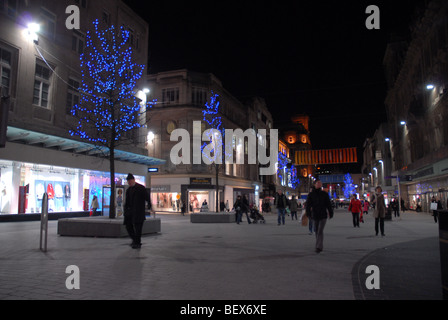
[0,159,145,215]
[405,178,448,213]
[0,131,164,217]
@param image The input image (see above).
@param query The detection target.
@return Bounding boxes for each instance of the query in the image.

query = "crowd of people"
[229,180,400,253]
[121,171,442,252]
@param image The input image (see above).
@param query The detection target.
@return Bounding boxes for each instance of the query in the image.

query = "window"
[192,87,207,106]
[127,27,134,47]
[66,78,80,115]
[162,88,179,104]
[74,0,87,8]
[72,30,84,55]
[102,10,110,26]
[0,47,12,95]
[0,0,18,17]
[40,8,56,39]
[33,62,52,109]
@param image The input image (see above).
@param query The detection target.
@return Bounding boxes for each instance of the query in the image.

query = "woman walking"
[349,194,362,227]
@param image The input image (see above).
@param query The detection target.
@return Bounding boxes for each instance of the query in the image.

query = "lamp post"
[385,137,401,212]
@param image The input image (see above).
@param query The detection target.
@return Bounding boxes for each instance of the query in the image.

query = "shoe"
[381,234,385,237]
[132,243,141,249]
[315,248,322,253]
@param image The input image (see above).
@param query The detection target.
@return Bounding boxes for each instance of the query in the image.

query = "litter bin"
[385,206,392,221]
[438,210,448,300]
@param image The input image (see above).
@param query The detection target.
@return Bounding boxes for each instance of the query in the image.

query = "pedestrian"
[392,198,399,218]
[241,195,252,224]
[290,195,299,220]
[225,200,230,212]
[306,179,334,253]
[275,190,289,225]
[124,173,150,249]
[371,186,386,237]
[90,195,99,216]
[363,199,370,216]
[432,197,443,223]
[348,194,362,227]
[234,195,243,224]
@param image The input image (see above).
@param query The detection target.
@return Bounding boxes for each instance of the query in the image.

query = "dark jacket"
[306,188,334,220]
[124,183,149,224]
[275,193,289,209]
[234,198,243,212]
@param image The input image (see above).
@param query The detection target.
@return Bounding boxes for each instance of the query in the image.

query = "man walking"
[306,179,334,253]
[124,174,150,249]
[275,189,289,225]
[372,186,386,236]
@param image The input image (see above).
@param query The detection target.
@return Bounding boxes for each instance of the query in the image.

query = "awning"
[6,126,166,166]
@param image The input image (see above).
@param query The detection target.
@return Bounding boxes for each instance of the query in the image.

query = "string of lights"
[69,19,145,145]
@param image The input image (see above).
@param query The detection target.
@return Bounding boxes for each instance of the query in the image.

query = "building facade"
[146,69,277,213]
[0,0,161,215]
[382,0,448,212]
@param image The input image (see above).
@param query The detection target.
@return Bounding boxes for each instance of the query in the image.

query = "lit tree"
[202,92,225,212]
[343,173,356,199]
[277,152,289,186]
[69,19,146,219]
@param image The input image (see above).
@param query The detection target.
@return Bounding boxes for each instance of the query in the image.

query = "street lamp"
[379,160,384,187]
[426,84,435,90]
[27,23,40,43]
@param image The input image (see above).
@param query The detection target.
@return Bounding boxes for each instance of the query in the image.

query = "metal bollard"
[438,210,448,300]
[40,193,49,253]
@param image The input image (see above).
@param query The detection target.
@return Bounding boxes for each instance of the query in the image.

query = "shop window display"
[0,160,145,215]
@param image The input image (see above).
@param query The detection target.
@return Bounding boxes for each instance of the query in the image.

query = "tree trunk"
[216,164,219,212]
[109,140,116,219]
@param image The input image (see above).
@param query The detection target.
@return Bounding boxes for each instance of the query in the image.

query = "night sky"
[123,0,424,156]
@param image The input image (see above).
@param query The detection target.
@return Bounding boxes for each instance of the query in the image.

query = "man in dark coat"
[124,173,150,249]
[306,179,334,253]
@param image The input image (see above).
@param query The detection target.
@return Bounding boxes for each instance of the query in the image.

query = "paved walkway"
[0,209,442,300]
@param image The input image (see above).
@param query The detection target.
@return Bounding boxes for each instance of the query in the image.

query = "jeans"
[375,218,385,235]
[352,212,360,227]
[277,208,286,225]
[291,211,298,220]
[125,221,144,245]
[314,219,327,251]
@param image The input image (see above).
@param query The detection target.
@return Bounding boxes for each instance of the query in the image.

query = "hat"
[126,173,135,181]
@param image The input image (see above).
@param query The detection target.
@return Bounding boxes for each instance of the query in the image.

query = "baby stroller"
[250,206,266,224]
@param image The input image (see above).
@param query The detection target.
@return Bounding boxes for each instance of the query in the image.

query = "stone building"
[0,0,160,215]
[383,0,448,212]
[145,69,277,213]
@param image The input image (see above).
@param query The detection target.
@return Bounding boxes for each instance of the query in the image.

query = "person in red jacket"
[349,194,362,228]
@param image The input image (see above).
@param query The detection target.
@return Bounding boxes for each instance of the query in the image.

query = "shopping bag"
[301,214,308,226]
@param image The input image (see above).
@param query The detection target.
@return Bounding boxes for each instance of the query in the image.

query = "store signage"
[190,178,212,185]
[151,185,170,192]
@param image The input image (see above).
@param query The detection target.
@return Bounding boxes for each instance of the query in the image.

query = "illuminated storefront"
[0,159,145,215]
[0,127,165,216]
